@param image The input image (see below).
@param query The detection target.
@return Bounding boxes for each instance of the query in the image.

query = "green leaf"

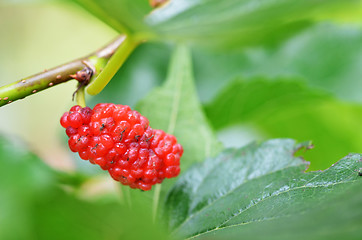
[204,77,362,170]
[194,181,362,240]
[147,0,312,48]
[193,23,362,103]
[73,0,152,35]
[164,139,362,239]
[0,135,169,240]
[204,78,329,129]
[73,0,360,48]
[136,44,222,171]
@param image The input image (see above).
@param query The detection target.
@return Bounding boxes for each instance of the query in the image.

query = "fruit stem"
[76,86,86,108]
[152,184,162,222]
[0,35,130,107]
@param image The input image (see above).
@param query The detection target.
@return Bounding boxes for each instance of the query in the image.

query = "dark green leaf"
[204,77,362,170]
[195,181,362,240]
[164,139,361,238]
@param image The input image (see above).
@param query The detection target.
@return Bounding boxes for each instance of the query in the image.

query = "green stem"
[76,86,86,108]
[86,36,139,95]
[0,61,84,107]
[0,35,128,107]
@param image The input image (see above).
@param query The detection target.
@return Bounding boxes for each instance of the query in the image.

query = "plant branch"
[0,35,127,107]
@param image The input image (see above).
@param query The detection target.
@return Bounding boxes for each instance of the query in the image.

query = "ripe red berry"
[60,104,183,191]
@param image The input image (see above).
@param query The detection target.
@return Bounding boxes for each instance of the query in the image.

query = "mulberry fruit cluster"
[60,103,183,191]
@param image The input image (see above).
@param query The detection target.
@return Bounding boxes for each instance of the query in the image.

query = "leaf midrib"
[166,67,182,135]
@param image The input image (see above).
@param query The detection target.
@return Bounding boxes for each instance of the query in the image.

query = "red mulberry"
[60,103,183,191]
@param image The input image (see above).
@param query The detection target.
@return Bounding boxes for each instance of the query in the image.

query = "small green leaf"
[136,44,222,171]
[164,139,361,238]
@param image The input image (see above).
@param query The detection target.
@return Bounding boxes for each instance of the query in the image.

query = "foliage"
[165,139,361,239]
[1,0,362,239]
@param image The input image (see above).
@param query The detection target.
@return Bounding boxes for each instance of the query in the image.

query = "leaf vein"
[172,160,305,234]
[186,180,358,240]
[218,179,358,228]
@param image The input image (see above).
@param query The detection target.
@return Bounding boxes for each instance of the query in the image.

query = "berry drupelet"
[60,103,183,191]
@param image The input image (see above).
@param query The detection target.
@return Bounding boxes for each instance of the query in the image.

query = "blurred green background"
[1,0,362,239]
